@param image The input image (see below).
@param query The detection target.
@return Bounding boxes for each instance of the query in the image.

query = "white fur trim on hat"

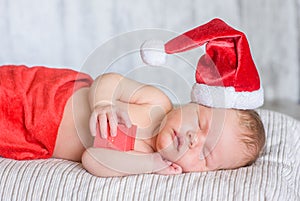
[140,40,166,66]
[191,83,264,109]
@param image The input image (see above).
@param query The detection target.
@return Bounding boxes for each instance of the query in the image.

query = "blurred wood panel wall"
[0,0,299,103]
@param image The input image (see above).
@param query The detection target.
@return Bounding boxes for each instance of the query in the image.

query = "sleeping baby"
[81,72,265,176]
[0,18,266,177]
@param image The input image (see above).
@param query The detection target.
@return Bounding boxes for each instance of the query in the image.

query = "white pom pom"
[140,40,166,66]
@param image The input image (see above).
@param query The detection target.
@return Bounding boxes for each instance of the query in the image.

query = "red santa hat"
[140,18,264,109]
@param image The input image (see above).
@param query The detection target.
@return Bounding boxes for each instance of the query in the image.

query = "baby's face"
[156,103,246,172]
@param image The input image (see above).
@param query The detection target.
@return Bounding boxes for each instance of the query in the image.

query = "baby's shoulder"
[133,138,155,153]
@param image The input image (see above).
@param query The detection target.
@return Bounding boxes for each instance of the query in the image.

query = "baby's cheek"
[180,149,209,172]
[156,132,173,151]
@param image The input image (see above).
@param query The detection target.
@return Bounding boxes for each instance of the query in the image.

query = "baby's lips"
[173,130,184,151]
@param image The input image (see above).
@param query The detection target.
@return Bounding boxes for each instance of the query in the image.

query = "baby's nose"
[186,131,197,148]
[187,130,206,149]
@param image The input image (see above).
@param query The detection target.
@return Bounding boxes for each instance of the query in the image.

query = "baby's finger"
[107,112,117,137]
[118,110,132,128]
[98,114,108,138]
[89,111,97,136]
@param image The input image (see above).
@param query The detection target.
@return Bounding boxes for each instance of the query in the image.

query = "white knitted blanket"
[0,109,299,201]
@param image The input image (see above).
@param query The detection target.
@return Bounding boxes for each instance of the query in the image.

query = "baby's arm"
[89,72,172,110]
[82,148,182,177]
[89,73,173,137]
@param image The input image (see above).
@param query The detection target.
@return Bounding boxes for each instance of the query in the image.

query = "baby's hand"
[89,103,132,138]
[152,154,182,175]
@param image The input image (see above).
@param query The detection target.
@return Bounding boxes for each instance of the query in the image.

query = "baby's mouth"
[173,130,183,151]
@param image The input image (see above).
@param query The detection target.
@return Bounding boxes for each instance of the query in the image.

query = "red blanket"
[0,65,93,160]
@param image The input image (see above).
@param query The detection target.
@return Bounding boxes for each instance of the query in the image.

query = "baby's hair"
[236,110,266,166]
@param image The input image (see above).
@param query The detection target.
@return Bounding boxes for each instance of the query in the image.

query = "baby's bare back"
[53,88,93,162]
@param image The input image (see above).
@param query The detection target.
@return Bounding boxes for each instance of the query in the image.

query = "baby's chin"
[156,140,175,161]
[156,144,185,163]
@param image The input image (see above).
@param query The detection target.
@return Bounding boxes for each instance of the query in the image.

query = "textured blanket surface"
[0,109,299,201]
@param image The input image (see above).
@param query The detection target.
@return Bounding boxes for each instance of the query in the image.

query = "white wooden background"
[0,0,299,105]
